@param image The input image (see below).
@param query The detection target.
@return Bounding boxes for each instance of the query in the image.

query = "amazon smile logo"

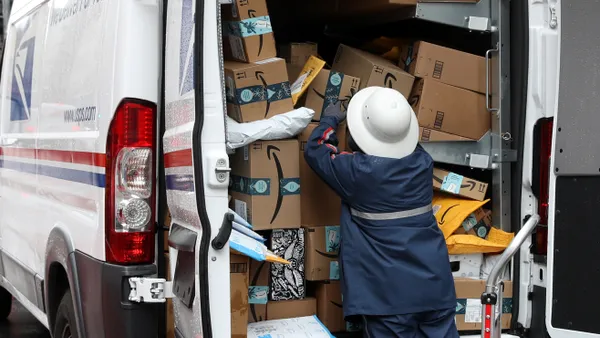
[384,73,397,88]
[267,145,300,224]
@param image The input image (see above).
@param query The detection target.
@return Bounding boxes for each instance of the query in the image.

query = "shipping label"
[248,286,269,305]
[441,172,464,194]
[325,226,340,253]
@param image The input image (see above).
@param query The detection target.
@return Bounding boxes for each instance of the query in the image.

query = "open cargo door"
[163,0,231,337]
[546,1,600,337]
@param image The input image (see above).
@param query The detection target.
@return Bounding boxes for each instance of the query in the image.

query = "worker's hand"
[322,101,346,123]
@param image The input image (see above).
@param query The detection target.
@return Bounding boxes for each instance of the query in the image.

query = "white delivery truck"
[0,0,592,337]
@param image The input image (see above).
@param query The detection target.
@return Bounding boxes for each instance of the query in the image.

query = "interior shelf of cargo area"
[331,0,494,32]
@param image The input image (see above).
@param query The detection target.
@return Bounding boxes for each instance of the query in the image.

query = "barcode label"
[465,299,482,323]
[421,128,431,141]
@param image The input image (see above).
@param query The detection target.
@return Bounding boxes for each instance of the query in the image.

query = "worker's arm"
[304,114,356,201]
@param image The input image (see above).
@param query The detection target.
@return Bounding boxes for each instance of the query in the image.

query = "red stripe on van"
[0,147,106,167]
[164,149,192,168]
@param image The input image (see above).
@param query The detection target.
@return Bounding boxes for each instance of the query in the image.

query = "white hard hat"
[347,86,419,159]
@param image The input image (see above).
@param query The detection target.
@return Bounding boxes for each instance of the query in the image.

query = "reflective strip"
[350,205,433,220]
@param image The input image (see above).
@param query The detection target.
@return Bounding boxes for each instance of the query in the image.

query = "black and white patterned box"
[269,228,306,301]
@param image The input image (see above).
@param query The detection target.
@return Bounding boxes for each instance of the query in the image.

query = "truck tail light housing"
[105,100,157,264]
[532,118,553,255]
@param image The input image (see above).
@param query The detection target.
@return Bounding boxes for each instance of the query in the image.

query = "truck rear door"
[547,1,600,337]
[163,0,231,337]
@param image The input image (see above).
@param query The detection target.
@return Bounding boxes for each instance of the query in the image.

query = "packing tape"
[226,82,291,106]
[320,71,345,113]
[224,16,273,38]
[231,175,301,196]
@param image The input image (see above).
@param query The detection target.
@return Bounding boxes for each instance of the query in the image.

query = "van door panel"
[547,1,600,337]
[164,0,230,337]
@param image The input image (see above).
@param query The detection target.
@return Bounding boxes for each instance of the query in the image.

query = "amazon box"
[279,42,318,66]
[455,208,492,239]
[270,229,306,301]
[332,44,414,98]
[433,168,488,201]
[231,253,250,338]
[225,58,294,123]
[419,127,473,142]
[280,42,319,82]
[316,281,345,333]
[230,140,301,230]
[298,123,348,226]
[222,0,277,62]
[335,0,479,16]
[248,260,270,323]
[455,278,513,331]
[305,70,361,121]
[266,298,317,320]
[410,79,490,140]
[400,41,486,94]
[305,226,341,281]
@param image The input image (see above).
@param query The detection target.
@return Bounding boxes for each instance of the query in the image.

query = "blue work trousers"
[362,308,459,338]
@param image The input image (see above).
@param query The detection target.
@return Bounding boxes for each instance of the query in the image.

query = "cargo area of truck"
[162,0,528,336]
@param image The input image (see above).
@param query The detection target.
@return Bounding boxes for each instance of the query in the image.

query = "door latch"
[128,277,174,303]
[215,158,231,183]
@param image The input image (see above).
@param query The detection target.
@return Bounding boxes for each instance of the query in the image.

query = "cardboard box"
[455,208,492,239]
[400,41,486,94]
[305,70,361,121]
[450,254,484,279]
[433,168,488,201]
[419,127,473,142]
[248,260,270,323]
[225,58,294,123]
[280,42,319,82]
[230,140,301,230]
[231,253,250,338]
[298,123,348,226]
[316,281,345,333]
[410,79,490,140]
[270,228,306,301]
[305,226,341,281]
[332,44,415,98]
[266,298,317,320]
[222,0,276,62]
[455,278,513,331]
[279,42,318,66]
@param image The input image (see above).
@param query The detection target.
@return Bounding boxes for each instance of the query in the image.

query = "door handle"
[211,213,233,250]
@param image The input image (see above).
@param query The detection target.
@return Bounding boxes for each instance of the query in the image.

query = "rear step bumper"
[73,250,159,338]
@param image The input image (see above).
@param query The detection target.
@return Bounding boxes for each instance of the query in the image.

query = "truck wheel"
[53,290,78,338]
[0,287,11,320]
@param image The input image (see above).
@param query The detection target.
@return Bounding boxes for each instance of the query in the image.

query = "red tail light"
[105,100,156,264]
[532,118,553,255]
[538,118,553,225]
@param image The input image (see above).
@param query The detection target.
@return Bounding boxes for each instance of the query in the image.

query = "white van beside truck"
[0,0,595,338]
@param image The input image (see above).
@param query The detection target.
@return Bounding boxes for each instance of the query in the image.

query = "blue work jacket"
[304,116,456,317]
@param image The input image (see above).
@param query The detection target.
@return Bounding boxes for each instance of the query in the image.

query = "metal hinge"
[128,277,174,303]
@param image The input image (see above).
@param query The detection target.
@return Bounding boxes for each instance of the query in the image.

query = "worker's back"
[335,145,456,318]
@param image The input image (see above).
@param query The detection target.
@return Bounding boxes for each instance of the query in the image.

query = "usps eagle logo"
[10,18,36,122]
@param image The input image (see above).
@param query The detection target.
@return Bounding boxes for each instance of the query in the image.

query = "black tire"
[0,287,12,320]
[53,290,78,338]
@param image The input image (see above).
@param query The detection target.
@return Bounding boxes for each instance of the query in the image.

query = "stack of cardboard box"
[222,0,319,333]
[400,41,490,142]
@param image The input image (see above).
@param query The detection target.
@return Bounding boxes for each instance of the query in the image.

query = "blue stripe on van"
[166,174,195,192]
[0,159,106,187]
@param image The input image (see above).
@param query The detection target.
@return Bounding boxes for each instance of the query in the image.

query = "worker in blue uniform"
[304,87,458,337]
